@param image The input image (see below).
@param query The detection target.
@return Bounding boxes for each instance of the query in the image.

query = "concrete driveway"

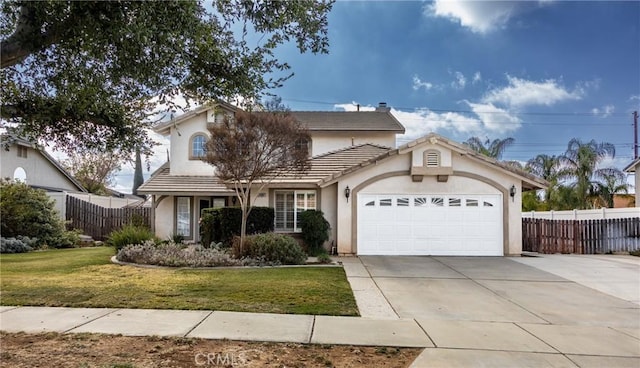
[345,255,640,367]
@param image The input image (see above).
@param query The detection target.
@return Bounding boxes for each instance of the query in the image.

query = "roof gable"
[623,157,639,173]
[152,101,239,135]
[1,135,86,192]
[319,133,548,190]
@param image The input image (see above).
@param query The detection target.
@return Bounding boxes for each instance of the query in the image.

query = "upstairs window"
[190,134,207,160]
[295,137,311,156]
[17,145,27,158]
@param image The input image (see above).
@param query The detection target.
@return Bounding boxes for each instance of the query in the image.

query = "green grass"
[0,247,358,316]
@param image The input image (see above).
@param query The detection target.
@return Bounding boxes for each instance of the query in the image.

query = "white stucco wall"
[0,146,79,191]
[320,183,338,252]
[410,144,452,167]
[168,112,216,176]
[310,131,396,156]
[154,196,174,240]
[332,145,524,256]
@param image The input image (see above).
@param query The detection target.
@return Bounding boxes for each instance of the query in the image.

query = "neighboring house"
[138,102,547,256]
[623,157,639,207]
[0,135,86,193]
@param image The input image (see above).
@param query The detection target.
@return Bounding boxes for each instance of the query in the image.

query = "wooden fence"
[65,195,152,241]
[523,217,640,254]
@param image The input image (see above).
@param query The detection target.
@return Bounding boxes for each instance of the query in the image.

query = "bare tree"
[62,151,125,195]
[204,111,310,251]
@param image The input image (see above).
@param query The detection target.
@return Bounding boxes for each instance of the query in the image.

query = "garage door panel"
[358,193,502,256]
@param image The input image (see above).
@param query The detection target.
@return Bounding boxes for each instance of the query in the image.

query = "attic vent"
[425,151,440,167]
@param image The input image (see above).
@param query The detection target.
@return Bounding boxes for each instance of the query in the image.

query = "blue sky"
[112,0,640,193]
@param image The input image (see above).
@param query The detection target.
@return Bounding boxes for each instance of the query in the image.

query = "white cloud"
[465,101,521,133]
[591,105,615,118]
[472,71,482,84]
[392,108,483,141]
[425,0,519,33]
[451,71,466,89]
[412,75,434,91]
[629,95,640,102]
[483,75,582,108]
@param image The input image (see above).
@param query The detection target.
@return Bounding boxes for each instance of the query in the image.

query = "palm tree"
[560,138,623,209]
[525,154,564,207]
[592,173,631,208]
[464,137,515,160]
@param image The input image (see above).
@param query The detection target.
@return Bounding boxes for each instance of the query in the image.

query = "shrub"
[168,233,185,244]
[316,252,332,264]
[0,179,78,248]
[300,210,330,256]
[200,207,274,246]
[116,241,259,267]
[107,224,156,251]
[234,233,306,265]
[0,236,38,253]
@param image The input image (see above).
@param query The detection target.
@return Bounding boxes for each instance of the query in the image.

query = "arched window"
[189,134,207,159]
[13,167,27,182]
[424,150,440,167]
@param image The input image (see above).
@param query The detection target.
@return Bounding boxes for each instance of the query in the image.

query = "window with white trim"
[176,197,192,238]
[189,134,207,159]
[275,190,316,232]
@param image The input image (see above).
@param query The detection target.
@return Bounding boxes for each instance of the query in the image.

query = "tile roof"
[137,144,392,193]
[153,103,405,136]
[268,144,393,185]
[136,162,235,195]
[288,111,405,132]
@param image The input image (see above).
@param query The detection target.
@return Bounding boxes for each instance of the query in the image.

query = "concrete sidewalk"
[0,306,431,348]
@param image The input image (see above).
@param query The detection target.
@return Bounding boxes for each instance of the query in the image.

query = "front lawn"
[0,247,358,316]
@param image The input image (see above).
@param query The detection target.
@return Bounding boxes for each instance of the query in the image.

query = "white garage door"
[358,194,503,256]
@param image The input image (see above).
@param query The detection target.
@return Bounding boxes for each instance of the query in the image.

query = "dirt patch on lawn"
[0,332,421,367]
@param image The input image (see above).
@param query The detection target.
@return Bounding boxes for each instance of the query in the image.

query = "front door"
[196,197,212,243]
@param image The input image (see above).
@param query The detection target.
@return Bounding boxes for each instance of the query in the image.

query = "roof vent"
[376,102,390,112]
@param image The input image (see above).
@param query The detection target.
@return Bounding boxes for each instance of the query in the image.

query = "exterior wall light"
[344,186,351,202]
[509,185,517,201]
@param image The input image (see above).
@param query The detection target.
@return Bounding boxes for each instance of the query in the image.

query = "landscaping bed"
[0,332,421,368]
[0,247,358,316]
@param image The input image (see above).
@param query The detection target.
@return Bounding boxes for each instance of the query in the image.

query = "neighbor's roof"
[287,111,405,133]
[318,133,549,191]
[623,157,640,173]
[136,162,235,195]
[1,135,87,192]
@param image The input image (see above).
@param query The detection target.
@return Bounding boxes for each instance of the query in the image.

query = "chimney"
[376,102,390,112]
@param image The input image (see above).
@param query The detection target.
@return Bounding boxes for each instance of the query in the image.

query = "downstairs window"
[275,190,316,232]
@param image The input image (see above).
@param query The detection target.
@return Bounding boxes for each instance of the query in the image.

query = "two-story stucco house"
[138,102,547,256]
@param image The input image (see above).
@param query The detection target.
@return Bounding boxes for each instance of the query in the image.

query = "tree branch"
[1,4,64,68]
